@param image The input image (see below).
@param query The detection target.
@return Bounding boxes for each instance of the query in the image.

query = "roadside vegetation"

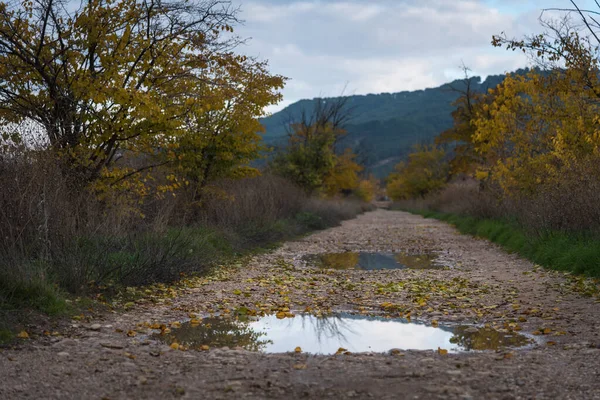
[0,1,375,341]
[387,6,600,277]
[409,210,600,277]
[269,97,377,201]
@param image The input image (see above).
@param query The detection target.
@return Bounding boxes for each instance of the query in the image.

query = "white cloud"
[235,0,571,111]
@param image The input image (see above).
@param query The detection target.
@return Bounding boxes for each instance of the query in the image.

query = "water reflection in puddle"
[157,317,271,352]
[304,252,445,270]
[154,314,533,354]
[450,326,532,351]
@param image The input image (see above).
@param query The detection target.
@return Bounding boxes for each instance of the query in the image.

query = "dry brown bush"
[395,163,600,236]
[200,174,306,229]
[302,196,372,226]
[197,174,370,247]
[503,163,600,235]
[1,151,370,297]
[390,179,496,217]
[0,149,163,291]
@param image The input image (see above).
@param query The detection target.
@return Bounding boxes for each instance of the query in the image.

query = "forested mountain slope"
[261,70,526,177]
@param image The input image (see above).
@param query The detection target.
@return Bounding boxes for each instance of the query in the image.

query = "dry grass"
[0,152,370,330]
[199,174,372,248]
[200,174,306,229]
[394,166,600,237]
[506,166,600,235]
[391,164,600,277]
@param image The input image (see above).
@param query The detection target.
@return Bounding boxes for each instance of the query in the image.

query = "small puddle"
[303,252,445,270]
[153,314,533,354]
[449,326,532,351]
[156,317,271,352]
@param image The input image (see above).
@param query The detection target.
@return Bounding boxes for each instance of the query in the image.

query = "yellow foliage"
[270,98,358,196]
[270,122,339,194]
[323,149,362,197]
[386,146,449,200]
[354,178,377,202]
[472,70,600,195]
[436,74,495,176]
[17,330,29,339]
[0,0,285,200]
[474,169,489,181]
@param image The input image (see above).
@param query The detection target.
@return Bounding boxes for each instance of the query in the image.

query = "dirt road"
[2,209,600,399]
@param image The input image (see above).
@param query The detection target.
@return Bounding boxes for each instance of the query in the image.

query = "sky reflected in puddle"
[154,314,533,354]
[304,252,445,270]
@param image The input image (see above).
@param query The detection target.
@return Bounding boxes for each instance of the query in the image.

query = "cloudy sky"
[232,0,590,112]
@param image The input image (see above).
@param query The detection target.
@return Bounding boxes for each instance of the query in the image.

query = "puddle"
[449,326,533,351]
[154,314,533,354]
[156,317,271,352]
[304,252,445,270]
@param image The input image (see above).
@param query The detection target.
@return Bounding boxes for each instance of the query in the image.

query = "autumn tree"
[270,122,338,194]
[322,148,362,197]
[472,69,600,195]
[271,97,362,196]
[354,175,379,202]
[477,2,600,196]
[172,56,284,200]
[435,66,495,176]
[386,145,449,200]
[0,0,284,191]
[492,2,600,98]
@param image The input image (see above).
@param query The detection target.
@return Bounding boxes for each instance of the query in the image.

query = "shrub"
[355,179,377,202]
[0,155,369,320]
[386,145,449,200]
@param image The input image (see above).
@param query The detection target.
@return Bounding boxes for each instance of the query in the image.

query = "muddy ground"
[1,209,600,399]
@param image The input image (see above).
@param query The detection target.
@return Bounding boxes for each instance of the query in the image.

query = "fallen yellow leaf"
[17,330,29,339]
[275,311,287,319]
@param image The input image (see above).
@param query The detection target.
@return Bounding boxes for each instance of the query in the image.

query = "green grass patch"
[0,274,69,344]
[0,328,13,344]
[0,274,68,316]
[411,210,600,277]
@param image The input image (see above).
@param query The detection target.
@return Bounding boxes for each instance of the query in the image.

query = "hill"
[260,70,526,177]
